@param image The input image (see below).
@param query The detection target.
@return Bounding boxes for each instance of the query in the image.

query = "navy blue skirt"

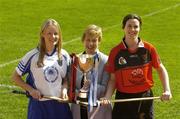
[28,99,73,119]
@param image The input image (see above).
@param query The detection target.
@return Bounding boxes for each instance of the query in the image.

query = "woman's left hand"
[61,88,69,100]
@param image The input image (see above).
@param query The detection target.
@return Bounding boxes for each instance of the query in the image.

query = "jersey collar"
[46,47,56,56]
[122,37,144,49]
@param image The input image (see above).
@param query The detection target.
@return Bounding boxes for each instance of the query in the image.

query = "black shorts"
[112,90,154,119]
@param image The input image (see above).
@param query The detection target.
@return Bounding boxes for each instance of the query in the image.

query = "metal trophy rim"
[76,54,95,99]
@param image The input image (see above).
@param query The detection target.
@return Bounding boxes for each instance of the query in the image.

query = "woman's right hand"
[29,88,42,100]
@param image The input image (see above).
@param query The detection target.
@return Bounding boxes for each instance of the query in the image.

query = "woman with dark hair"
[101,14,172,119]
[12,19,73,119]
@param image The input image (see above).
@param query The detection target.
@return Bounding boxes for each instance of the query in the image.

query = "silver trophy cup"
[77,54,94,99]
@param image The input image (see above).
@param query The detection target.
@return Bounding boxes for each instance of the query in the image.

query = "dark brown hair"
[122,14,142,29]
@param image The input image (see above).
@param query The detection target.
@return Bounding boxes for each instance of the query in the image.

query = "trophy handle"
[69,53,78,102]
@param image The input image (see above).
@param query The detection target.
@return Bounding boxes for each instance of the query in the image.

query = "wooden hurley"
[70,96,161,106]
[12,90,88,105]
[12,90,161,105]
[33,95,89,106]
[76,96,161,106]
[42,96,69,102]
[111,96,161,103]
[24,95,162,105]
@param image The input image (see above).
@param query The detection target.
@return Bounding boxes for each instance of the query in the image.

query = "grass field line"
[0,3,180,69]
[0,58,20,68]
[0,84,18,89]
[103,2,180,31]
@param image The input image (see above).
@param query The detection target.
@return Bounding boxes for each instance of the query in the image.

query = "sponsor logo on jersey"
[129,68,145,85]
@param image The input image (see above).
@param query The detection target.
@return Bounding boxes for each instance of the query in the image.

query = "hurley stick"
[12,90,160,105]
[12,90,88,105]
[110,96,160,103]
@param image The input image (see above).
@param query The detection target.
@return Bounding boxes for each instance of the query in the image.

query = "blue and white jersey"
[16,48,70,99]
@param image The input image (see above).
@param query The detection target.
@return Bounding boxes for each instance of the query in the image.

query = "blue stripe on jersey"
[18,65,24,72]
[62,54,67,61]
[62,54,70,75]
[26,70,36,93]
[18,62,25,71]
[24,52,38,66]
[21,52,38,76]
[24,71,36,99]
[19,62,25,68]
[22,62,31,76]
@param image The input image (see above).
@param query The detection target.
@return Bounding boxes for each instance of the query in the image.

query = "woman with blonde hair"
[12,19,73,119]
[71,24,112,119]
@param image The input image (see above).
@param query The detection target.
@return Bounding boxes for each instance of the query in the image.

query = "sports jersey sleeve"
[150,46,161,69]
[61,49,71,78]
[105,49,115,73]
[16,49,38,76]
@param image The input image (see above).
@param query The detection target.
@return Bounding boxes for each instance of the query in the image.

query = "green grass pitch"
[0,0,180,118]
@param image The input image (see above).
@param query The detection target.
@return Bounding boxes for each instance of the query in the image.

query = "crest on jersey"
[44,66,58,83]
[119,57,127,65]
[142,53,148,62]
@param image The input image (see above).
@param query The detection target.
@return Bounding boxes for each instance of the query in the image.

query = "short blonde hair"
[81,24,102,42]
[37,19,62,67]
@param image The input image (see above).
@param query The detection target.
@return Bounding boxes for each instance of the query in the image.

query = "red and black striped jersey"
[105,38,161,93]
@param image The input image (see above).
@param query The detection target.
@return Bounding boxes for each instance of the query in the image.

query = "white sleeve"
[60,49,71,78]
[16,48,38,76]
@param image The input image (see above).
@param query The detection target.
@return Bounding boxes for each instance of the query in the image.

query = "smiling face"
[82,25,102,55]
[124,18,140,40]
[37,19,62,67]
[83,34,99,55]
[42,25,60,51]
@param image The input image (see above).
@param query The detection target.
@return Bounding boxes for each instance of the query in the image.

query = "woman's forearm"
[12,71,34,93]
[157,63,171,93]
[105,74,116,99]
